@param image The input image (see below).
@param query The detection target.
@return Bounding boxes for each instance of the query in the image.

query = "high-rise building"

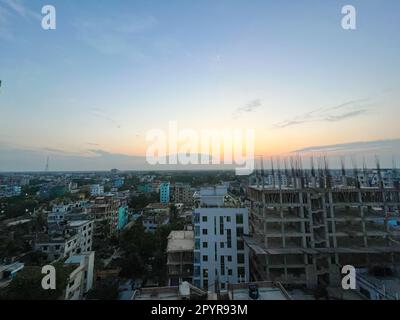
[160,182,170,204]
[245,183,400,289]
[193,186,249,293]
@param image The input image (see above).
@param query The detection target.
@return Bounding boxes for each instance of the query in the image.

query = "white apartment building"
[35,220,94,261]
[193,186,249,293]
[90,184,104,196]
[64,252,95,300]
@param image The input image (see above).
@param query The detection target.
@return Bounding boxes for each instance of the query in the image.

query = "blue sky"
[0,0,399,171]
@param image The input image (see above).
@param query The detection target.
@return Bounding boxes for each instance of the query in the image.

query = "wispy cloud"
[90,107,122,129]
[274,98,371,128]
[233,99,262,119]
[86,142,100,147]
[0,0,40,40]
[293,138,400,154]
[73,13,158,58]
[0,0,40,19]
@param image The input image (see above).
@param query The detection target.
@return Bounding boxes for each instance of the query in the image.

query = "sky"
[0,0,399,171]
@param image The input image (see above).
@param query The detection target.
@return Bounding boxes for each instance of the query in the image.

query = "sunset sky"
[0,0,399,171]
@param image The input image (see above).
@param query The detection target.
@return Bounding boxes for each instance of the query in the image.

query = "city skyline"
[1,0,400,171]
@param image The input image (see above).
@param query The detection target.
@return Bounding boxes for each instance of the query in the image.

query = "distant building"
[117,205,129,230]
[86,196,121,236]
[142,213,169,233]
[90,184,104,196]
[167,231,194,286]
[0,185,22,198]
[193,186,250,293]
[160,182,170,204]
[142,203,170,232]
[114,178,125,188]
[174,183,194,205]
[138,183,153,193]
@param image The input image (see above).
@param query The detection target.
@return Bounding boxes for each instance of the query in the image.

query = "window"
[237,240,244,250]
[195,239,200,250]
[220,216,224,235]
[202,255,208,262]
[202,242,208,248]
[227,229,232,248]
[194,266,200,277]
[221,256,225,276]
[195,226,200,237]
[202,229,208,235]
[220,242,224,248]
[194,252,200,263]
[236,214,243,224]
[227,255,232,262]
[203,280,208,289]
[238,267,245,279]
[237,254,245,264]
[221,283,226,289]
[226,216,231,222]
[202,215,207,222]
[237,227,244,237]
[228,269,233,276]
[203,269,208,278]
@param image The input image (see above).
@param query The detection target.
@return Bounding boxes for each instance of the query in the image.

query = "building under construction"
[244,157,400,289]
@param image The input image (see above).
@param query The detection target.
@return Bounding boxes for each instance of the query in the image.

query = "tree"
[86,279,119,300]
[0,262,73,300]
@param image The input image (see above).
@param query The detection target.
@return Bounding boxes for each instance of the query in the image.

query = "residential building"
[86,196,120,236]
[193,186,250,293]
[117,205,129,230]
[142,213,169,233]
[174,183,194,205]
[160,182,170,204]
[64,252,95,300]
[141,202,170,232]
[90,184,104,196]
[114,178,125,188]
[167,231,194,286]
[35,220,94,261]
[0,185,22,198]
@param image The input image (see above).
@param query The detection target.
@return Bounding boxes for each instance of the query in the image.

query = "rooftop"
[68,220,91,228]
[145,203,170,210]
[228,281,291,300]
[167,231,194,252]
